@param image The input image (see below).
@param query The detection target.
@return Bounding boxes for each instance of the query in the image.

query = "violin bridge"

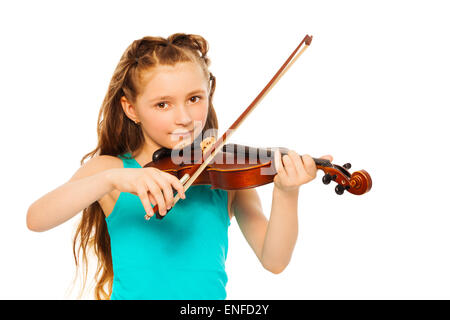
[200,136,216,154]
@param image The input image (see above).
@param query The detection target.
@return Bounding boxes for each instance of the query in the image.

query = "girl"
[26,33,332,300]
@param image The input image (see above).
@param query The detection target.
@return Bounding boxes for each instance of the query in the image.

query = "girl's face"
[122,61,210,150]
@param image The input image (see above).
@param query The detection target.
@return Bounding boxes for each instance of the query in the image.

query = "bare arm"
[26,156,120,232]
[232,151,333,274]
[261,187,299,273]
[232,188,297,274]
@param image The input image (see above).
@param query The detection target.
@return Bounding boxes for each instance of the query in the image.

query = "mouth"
[170,130,193,138]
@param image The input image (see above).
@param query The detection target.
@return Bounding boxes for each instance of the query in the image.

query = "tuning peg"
[343,163,352,169]
[335,184,345,195]
[335,184,351,195]
[322,174,332,185]
[322,174,337,185]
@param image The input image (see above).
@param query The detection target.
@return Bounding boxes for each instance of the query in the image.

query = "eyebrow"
[149,89,206,102]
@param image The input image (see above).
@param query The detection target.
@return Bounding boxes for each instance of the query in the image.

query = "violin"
[144,141,372,220]
[142,34,372,220]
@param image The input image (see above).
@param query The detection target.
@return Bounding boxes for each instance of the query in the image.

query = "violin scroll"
[347,169,372,195]
[316,159,372,195]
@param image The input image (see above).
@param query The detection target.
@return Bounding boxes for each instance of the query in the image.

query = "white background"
[1,0,449,299]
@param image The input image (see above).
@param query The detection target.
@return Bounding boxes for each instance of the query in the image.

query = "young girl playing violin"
[26,33,332,300]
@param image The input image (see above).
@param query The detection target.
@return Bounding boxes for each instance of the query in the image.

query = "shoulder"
[68,154,123,183]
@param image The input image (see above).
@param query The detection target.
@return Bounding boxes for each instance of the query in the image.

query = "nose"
[174,104,193,126]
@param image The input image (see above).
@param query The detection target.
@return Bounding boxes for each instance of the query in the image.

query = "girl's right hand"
[107,168,186,218]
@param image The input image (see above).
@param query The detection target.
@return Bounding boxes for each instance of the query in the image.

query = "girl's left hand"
[273,149,333,193]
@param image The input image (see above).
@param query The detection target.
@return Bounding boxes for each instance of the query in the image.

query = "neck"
[133,135,164,165]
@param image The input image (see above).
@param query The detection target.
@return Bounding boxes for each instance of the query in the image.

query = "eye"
[155,101,169,109]
[189,95,201,103]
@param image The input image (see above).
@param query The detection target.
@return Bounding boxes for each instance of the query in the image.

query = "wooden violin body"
[144,143,372,219]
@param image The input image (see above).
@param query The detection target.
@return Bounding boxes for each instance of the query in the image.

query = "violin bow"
[148,35,313,219]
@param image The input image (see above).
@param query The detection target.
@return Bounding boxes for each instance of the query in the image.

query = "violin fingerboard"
[222,143,290,160]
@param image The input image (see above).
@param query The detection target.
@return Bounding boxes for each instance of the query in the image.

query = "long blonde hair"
[72,33,218,299]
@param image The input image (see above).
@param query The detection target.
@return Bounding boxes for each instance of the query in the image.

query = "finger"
[149,193,156,206]
[282,153,297,178]
[164,172,186,200]
[153,174,175,209]
[137,185,154,218]
[301,154,317,177]
[274,150,287,179]
[320,154,333,162]
[288,150,304,177]
[273,149,281,172]
[145,179,167,216]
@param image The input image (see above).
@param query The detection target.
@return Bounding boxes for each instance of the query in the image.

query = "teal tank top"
[105,152,231,300]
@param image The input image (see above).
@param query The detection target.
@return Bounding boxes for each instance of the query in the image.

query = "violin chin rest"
[152,148,172,162]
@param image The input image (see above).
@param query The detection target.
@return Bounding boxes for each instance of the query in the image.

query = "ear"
[120,96,139,123]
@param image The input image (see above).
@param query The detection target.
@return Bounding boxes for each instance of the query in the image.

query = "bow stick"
[147,34,313,220]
